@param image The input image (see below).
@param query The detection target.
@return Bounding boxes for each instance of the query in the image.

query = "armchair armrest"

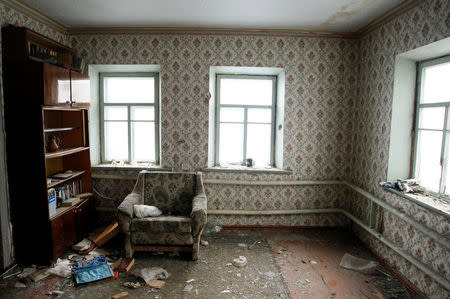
[191,193,207,237]
[118,192,141,218]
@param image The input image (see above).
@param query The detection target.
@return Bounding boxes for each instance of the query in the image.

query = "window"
[413,56,450,194]
[100,73,159,163]
[215,75,276,166]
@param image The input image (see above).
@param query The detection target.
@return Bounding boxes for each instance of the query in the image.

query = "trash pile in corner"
[380,179,424,193]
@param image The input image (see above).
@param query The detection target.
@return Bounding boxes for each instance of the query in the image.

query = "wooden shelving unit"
[2,25,95,265]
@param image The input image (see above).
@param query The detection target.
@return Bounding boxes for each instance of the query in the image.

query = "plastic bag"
[134,205,162,218]
[339,253,378,274]
[49,258,72,278]
[134,267,170,284]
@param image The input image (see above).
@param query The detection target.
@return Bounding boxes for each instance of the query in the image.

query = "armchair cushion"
[143,173,196,215]
[131,216,192,233]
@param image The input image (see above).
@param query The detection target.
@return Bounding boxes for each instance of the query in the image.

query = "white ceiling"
[20,0,405,32]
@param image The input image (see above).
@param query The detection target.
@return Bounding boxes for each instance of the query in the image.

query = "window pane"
[132,122,155,162]
[415,130,443,192]
[104,121,128,161]
[248,108,272,123]
[220,78,273,105]
[220,107,244,122]
[418,107,445,130]
[421,62,450,103]
[131,106,154,121]
[219,123,243,164]
[104,106,127,120]
[247,124,271,166]
[104,77,155,103]
[445,132,450,194]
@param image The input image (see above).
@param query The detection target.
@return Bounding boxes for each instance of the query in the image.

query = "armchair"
[117,171,207,260]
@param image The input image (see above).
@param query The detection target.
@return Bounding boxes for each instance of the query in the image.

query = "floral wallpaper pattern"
[0,0,448,297]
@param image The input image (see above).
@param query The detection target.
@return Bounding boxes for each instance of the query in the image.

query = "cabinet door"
[51,209,76,260]
[43,63,71,106]
[70,70,90,107]
[76,197,95,240]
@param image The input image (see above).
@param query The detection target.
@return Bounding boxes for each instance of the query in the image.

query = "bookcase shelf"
[45,147,89,159]
[47,170,86,189]
[44,127,79,133]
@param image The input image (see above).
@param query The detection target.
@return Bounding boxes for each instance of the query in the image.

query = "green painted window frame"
[99,72,160,164]
[215,74,277,166]
[412,55,450,197]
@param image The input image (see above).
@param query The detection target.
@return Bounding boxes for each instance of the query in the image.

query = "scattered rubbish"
[184,284,194,292]
[273,248,287,254]
[310,260,317,265]
[202,225,222,236]
[2,271,21,279]
[0,264,18,278]
[186,278,195,283]
[301,259,307,263]
[380,179,424,194]
[47,290,64,296]
[247,240,260,250]
[89,248,110,258]
[123,281,141,289]
[110,291,128,299]
[106,271,119,281]
[200,240,209,246]
[305,279,310,283]
[232,256,247,268]
[168,252,180,257]
[134,267,170,284]
[72,238,93,252]
[89,221,119,247]
[49,258,72,278]
[147,280,166,289]
[29,268,51,282]
[237,273,242,278]
[14,282,26,288]
[237,243,247,248]
[72,256,114,285]
[69,254,95,263]
[221,290,231,294]
[134,205,162,218]
[113,258,135,272]
[339,253,379,274]
[321,274,329,289]
[226,263,233,266]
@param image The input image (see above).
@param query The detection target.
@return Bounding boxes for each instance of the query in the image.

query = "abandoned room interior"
[0,0,448,298]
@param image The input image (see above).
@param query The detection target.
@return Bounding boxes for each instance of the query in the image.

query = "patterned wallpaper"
[349,0,449,297]
[0,0,449,297]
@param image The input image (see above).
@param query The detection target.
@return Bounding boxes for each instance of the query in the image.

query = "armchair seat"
[131,216,192,233]
[117,171,207,260]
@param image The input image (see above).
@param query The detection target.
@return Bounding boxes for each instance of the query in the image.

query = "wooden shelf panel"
[49,194,93,221]
[47,170,85,189]
[45,146,89,159]
[44,127,79,133]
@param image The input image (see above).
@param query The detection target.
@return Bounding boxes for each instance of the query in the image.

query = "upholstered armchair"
[117,171,207,260]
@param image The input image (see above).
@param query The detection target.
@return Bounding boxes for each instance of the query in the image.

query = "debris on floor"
[17,266,36,279]
[72,256,114,285]
[14,281,26,288]
[112,257,135,272]
[89,221,120,247]
[184,284,193,292]
[123,281,141,289]
[72,238,93,252]
[147,280,166,289]
[202,225,222,236]
[49,258,72,278]
[134,266,170,285]
[0,264,18,279]
[47,290,64,296]
[29,267,51,282]
[110,291,128,299]
[237,243,247,248]
[186,278,195,283]
[200,240,209,246]
[247,240,260,250]
[232,256,247,268]
[340,253,379,274]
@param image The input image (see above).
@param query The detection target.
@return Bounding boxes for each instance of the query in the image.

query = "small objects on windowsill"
[379,179,424,194]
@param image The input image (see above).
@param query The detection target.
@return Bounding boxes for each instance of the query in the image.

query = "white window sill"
[382,187,450,217]
[92,163,171,171]
[203,165,292,175]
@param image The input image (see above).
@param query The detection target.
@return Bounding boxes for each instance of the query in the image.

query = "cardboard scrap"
[147,280,165,289]
[110,292,128,299]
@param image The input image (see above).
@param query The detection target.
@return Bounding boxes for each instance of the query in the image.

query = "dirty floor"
[0,228,413,299]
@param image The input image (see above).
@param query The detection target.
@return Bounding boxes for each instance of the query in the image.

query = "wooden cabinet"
[44,63,71,106]
[2,25,94,265]
[70,70,91,107]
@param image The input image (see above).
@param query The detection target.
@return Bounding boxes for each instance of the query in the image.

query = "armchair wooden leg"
[124,232,134,258]
[192,240,199,261]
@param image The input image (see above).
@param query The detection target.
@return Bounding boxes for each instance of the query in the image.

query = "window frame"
[412,55,450,196]
[215,74,277,166]
[99,72,160,164]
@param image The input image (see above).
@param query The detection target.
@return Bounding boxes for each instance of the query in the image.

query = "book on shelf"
[51,171,74,179]
[62,197,81,207]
